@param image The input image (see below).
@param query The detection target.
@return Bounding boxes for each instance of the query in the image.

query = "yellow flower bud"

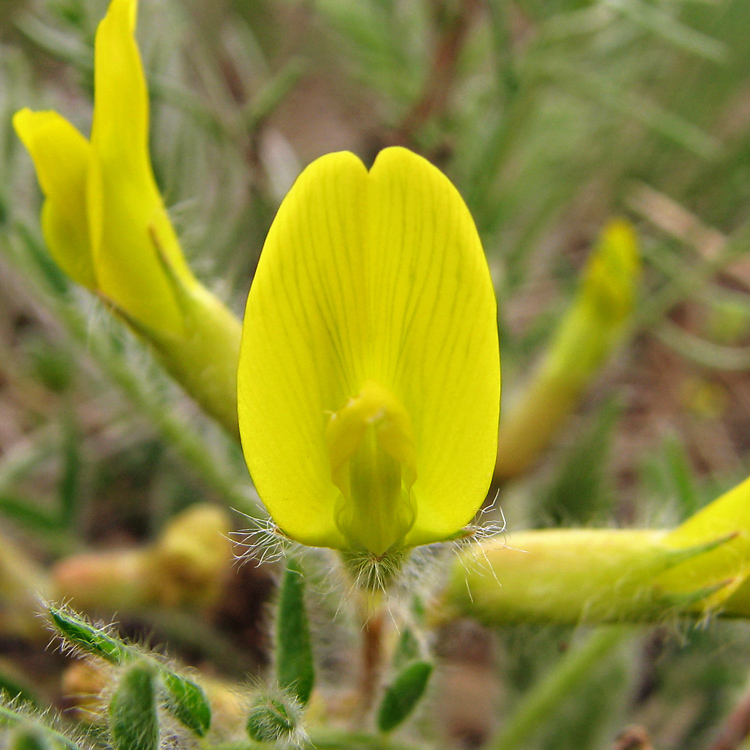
[14,0,192,335]
[440,527,738,625]
[238,148,501,557]
[439,473,750,625]
[495,219,640,479]
[14,0,241,436]
[52,504,233,612]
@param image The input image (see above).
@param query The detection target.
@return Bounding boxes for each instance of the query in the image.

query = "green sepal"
[660,531,739,570]
[160,670,211,737]
[109,662,159,750]
[48,606,128,664]
[246,695,300,743]
[276,559,315,705]
[376,660,433,733]
[661,578,736,611]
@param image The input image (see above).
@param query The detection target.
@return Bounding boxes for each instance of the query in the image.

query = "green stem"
[488,626,630,750]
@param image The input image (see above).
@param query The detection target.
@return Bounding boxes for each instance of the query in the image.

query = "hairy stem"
[357,605,386,724]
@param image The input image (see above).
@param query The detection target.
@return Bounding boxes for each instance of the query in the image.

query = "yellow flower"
[14,0,242,436]
[14,0,195,336]
[238,147,500,557]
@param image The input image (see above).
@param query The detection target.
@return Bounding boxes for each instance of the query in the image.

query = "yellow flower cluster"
[17,0,502,560]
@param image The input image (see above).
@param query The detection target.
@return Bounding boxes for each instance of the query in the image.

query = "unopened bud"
[246,693,302,744]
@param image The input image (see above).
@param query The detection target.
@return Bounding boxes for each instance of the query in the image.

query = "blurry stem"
[396,0,479,140]
[638,222,750,328]
[2,230,261,521]
[141,609,257,677]
[654,321,750,371]
[494,372,580,480]
[242,57,308,134]
[704,672,750,750]
[355,593,387,724]
[488,627,630,750]
[62,316,257,518]
[625,181,727,264]
[487,0,519,105]
[495,219,639,480]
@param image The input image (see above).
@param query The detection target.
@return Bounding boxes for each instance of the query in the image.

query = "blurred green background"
[4,0,750,748]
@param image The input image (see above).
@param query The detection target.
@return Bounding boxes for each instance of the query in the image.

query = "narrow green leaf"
[48,607,128,664]
[16,223,69,295]
[58,416,81,527]
[25,337,74,394]
[276,559,315,705]
[377,661,433,733]
[1,416,84,532]
[243,57,309,131]
[161,671,211,737]
[0,494,61,531]
[109,663,159,750]
[393,628,420,668]
[605,0,727,62]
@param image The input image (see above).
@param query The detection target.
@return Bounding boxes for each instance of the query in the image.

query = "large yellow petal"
[239,152,365,549]
[89,0,194,333]
[13,109,95,289]
[367,149,500,548]
[238,147,500,552]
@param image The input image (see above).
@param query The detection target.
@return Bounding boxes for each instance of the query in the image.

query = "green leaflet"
[377,661,433,733]
[276,558,315,706]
